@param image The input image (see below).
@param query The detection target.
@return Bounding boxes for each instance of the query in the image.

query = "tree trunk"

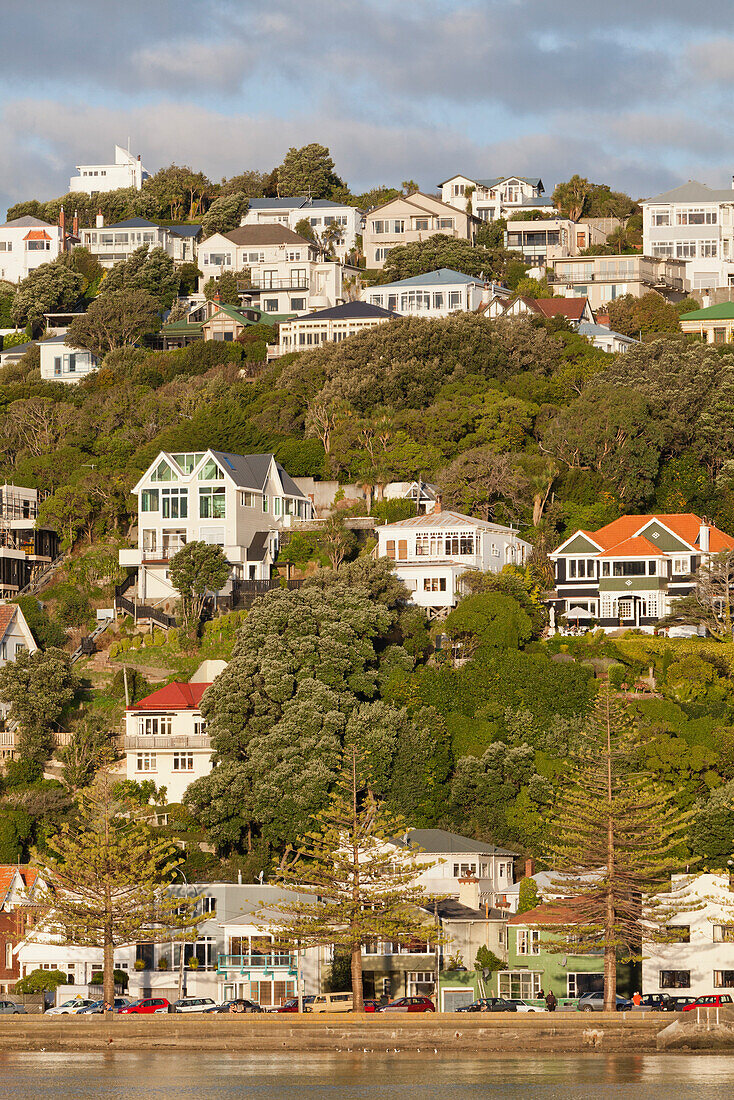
[603,938,616,1013]
[351,940,364,1012]
[103,914,115,1015]
[604,696,617,1012]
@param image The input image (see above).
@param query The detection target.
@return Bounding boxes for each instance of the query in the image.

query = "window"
[700,240,718,258]
[140,489,159,512]
[53,357,61,376]
[414,218,429,230]
[660,970,690,988]
[206,253,232,266]
[676,208,717,225]
[374,247,392,261]
[652,211,671,226]
[201,896,216,914]
[393,219,405,233]
[385,540,396,560]
[568,558,595,579]
[150,459,177,482]
[713,925,734,942]
[290,298,306,310]
[247,252,265,263]
[240,491,258,507]
[612,560,646,576]
[433,292,444,309]
[448,291,462,308]
[193,719,207,736]
[676,242,697,259]
[161,488,188,519]
[648,560,657,575]
[136,752,157,772]
[498,971,542,999]
[197,459,223,481]
[567,973,604,998]
[5,943,12,968]
[438,218,454,229]
[423,578,447,592]
[173,752,194,771]
[714,971,734,988]
[264,299,279,312]
[262,495,269,512]
[673,557,689,574]
[516,929,539,955]
[199,486,226,519]
[651,242,674,258]
[138,716,172,736]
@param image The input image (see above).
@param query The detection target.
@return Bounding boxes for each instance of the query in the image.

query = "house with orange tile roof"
[549,514,734,632]
[0,866,40,994]
[0,215,65,284]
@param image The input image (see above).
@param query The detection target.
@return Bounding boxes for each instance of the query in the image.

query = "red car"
[379,996,435,1013]
[682,994,733,1012]
[277,996,316,1013]
[118,997,171,1014]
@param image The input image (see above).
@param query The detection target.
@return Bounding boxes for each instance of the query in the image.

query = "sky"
[3,0,734,218]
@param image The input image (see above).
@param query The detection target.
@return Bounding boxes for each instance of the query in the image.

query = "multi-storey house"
[546,254,687,311]
[118,449,312,604]
[0,484,59,598]
[440,175,554,222]
[241,197,362,260]
[0,216,65,284]
[361,268,510,318]
[504,218,606,267]
[399,829,516,910]
[550,513,734,631]
[79,216,200,269]
[362,193,477,269]
[0,866,40,995]
[376,503,530,614]
[641,179,734,293]
[38,335,100,384]
[69,144,149,195]
[502,901,607,1004]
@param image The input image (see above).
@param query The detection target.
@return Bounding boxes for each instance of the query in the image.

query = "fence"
[116,595,176,630]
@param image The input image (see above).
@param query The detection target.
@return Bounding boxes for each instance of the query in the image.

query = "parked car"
[637,994,670,1011]
[0,1000,26,1015]
[206,999,262,1014]
[578,992,633,1012]
[682,994,734,1012]
[507,999,546,1013]
[118,997,171,1014]
[456,997,518,1013]
[363,999,378,1013]
[76,1000,104,1014]
[277,996,316,1013]
[378,996,436,1013]
[85,998,132,1014]
[665,996,697,1012]
[46,998,96,1015]
[306,992,354,1013]
[173,997,216,1014]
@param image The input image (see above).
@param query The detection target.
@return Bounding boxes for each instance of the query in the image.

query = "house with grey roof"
[577,321,638,354]
[360,267,510,318]
[439,174,555,222]
[362,192,478,269]
[119,449,313,604]
[80,215,201,268]
[276,299,396,354]
[241,196,363,260]
[398,829,517,909]
[641,179,734,292]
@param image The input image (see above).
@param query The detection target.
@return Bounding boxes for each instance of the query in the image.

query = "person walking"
[632,991,642,1007]
[545,990,557,1013]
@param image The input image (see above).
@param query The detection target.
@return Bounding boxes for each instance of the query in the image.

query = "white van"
[306,992,353,1013]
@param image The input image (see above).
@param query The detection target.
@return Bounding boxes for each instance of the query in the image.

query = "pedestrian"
[545,990,557,1013]
[538,988,544,1000]
[632,991,641,1007]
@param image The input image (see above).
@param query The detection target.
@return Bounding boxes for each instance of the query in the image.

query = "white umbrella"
[560,606,594,620]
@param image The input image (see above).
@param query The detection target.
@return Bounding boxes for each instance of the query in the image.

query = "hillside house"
[0,484,59,599]
[241,197,362,259]
[503,901,606,1003]
[547,254,686,311]
[79,216,200,268]
[0,866,40,994]
[641,179,734,293]
[361,268,510,318]
[0,216,65,284]
[277,301,396,354]
[440,175,554,222]
[504,218,606,266]
[362,193,477,269]
[38,334,100,383]
[679,301,734,344]
[69,144,149,195]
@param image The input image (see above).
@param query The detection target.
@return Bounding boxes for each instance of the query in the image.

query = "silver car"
[0,999,26,1014]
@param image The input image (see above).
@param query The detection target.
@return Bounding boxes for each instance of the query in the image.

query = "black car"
[637,994,670,1011]
[457,997,517,1013]
[665,996,698,1012]
[206,999,262,1014]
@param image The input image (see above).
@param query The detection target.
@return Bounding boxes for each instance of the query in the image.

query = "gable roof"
[370,267,483,290]
[367,191,465,217]
[438,174,543,190]
[0,865,39,907]
[209,451,306,500]
[293,301,397,321]
[167,224,202,238]
[221,225,313,247]
[643,180,734,205]
[380,509,522,535]
[129,681,210,711]
[425,898,507,921]
[577,322,637,344]
[0,605,18,644]
[557,514,734,557]
[402,828,517,856]
[1,215,54,229]
[680,302,734,321]
[507,900,583,926]
[598,536,666,559]
[532,298,590,321]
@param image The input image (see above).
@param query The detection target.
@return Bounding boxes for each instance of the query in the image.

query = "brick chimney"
[96,210,104,228]
[525,857,535,878]
[59,205,65,239]
[458,876,480,910]
[433,494,442,515]
[72,209,79,237]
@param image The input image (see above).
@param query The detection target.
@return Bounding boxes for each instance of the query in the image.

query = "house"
[362,193,478,269]
[0,340,36,368]
[549,513,734,631]
[398,829,516,909]
[383,480,439,514]
[496,296,595,327]
[503,901,606,1003]
[277,300,396,355]
[0,215,65,284]
[643,874,734,998]
[79,216,200,269]
[0,603,37,670]
[160,299,288,349]
[434,888,509,1011]
[440,175,554,222]
[641,179,734,293]
[360,268,510,318]
[241,197,362,260]
[0,866,40,994]
[577,321,638,354]
[38,334,100,384]
[69,144,150,195]
[504,218,606,266]
[123,660,226,800]
[0,484,59,599]
[679,301,734,344]
[547,254,687,312]
[118,449,313,604]
[376,504,531,615]
[197,225,343,315]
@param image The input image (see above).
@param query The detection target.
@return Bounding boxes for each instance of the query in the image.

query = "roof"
[680,302,734,321]
[0,865,39,907]
[209,451,307,500]
[402,829,517,857]
[167,224,202,238]
[559,514,734,555]
[291,301,397,321]
[0,605,18,642]
[104,216,160,230]
[248,197,359,212]
[1,215,53,228]
[23,229,51,241]
[643,180,734,205]
[438,174,543,189]
[577,322,637,343]
[370,267,483,290]
[221,225,313,247]
[128,681,210,711]
[425,898,507,921]
[380,509,522,535]
[598,536,666,559]
[247,530,269,561]
[532,298,589,321]
[0,340,36,358]
[508,900,583,926]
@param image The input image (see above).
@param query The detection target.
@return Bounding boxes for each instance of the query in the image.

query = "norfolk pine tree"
[30,775,201,1010]
[544,686,694,1011]
[266,751,438,1011]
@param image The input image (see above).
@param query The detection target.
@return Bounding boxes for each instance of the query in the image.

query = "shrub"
[108,641,121,658]
[15,968,67,994]
[91,968,128,988]
[157,957,170,971]
[54,586,93,629]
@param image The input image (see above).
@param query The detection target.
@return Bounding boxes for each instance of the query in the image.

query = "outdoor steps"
[0,1013,667,1054]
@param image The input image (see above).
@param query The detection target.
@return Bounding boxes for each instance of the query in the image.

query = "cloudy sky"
[3,0,734,216]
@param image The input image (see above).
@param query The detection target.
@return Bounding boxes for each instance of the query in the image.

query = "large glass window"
[198,485,225,520]
[498,971,542,999]
[714,971,734,987]
[516,929,539,955]
[197,458,223,481]
[162,488,188,519]
[150,459,177,482]
[140,489,159,512]
[612,560,646,576]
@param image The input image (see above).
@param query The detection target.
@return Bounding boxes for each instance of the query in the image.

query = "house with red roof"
[495,294,595,327]
[0,866,40,994]
[124,660,227,800]
[549,514,734,632]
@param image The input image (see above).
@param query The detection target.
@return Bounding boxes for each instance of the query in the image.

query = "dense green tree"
[143,164,213,220]
[13,597,66,649]
[607,292,699,338]
[439,446,529,521]
[276,143,342,198]
[551,175,591,221]
[184,762,257,854]
[689,780,734,866]
[168,541,231,628]
[11,261,84,334]
[379,234,511,282]
[200,191,250,236]
[517,876,541,914]
[66,288,160,355]
[444,593,533,656]
[219,170,267,198]
[101,246,180,309]
[0,648,78,763]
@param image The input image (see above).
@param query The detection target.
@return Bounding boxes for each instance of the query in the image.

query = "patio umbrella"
[560,606,594,620]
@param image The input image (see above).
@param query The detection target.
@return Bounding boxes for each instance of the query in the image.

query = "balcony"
[217,953,296,973]
[124,734,211,750]
[237,279,309,292]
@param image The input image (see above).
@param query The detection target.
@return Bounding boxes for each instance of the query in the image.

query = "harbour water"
[1,1051,734,1098]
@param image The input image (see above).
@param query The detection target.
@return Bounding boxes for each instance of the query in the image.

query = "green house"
[498,902,606,1005]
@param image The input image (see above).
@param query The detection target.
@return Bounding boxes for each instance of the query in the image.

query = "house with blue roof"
[439,173,555,222]
[360,268,510,318]
[241,196,363,260]
[80,215,201,268]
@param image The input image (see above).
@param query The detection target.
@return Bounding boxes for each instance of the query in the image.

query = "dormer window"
[198,458,224,481]
[150,458,177,483]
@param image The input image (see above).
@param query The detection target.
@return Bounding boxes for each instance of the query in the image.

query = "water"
[1,1052,734,1098]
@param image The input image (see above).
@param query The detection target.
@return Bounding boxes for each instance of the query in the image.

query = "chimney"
[433,494,442,515]
[525,857,535,878]
[72,209,79,237]
[699,521,710,553]
[482,281,492,305]
[59,205,65,239]
[96,210,104,228]
[458,876,480,911]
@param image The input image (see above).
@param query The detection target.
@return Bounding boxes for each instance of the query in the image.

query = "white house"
[504,218,606,266]
[641,179,734,293]
[362,193,478,269]
[79,216,199,269]
[399,829,516,910]
[276,300,396,354]
[241,197,362,260]
[440,175,555,222]
[118,449,313,604]
[643,873,734,998]
[0,216,65,284]
[69,144,149,196]
[577,322,638,354]
[39,334,100,384]
[361,268,510,318]
[376,504,531,614]
[0,603,38,743]
[124,660,225,801]
[198,225,343,315]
